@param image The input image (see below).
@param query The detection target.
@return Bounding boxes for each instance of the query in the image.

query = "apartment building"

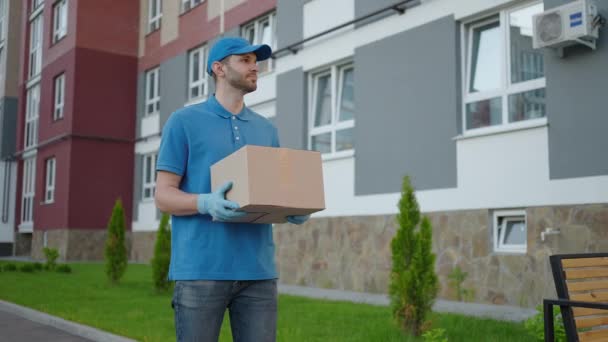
[3,0,607,309]
[12,0,138,259]
[266,0,608,308]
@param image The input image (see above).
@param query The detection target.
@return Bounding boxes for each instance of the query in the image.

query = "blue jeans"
[172,279,277,342]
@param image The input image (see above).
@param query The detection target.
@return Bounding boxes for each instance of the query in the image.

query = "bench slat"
[563,257,608,268]
[568,280,608,292]
[576,316,608,329]
[574,307,608,317]
[566,269,608,280]
[571,292,608,302]
[579,328,608,342]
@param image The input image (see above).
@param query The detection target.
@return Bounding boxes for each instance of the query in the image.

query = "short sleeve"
[271,126,280,148]
[156,114,188,176]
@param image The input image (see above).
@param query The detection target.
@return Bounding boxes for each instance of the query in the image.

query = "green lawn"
[0,262,536,342]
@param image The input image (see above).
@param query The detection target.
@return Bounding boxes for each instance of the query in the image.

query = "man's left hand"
[286,215,310,225]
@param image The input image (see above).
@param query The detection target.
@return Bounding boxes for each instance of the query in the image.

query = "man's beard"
[225,65,257,93]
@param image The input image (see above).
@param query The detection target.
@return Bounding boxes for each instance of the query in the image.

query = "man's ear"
[212,61,225,78]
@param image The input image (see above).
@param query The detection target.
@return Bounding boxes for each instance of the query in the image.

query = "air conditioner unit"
[532,0,600,51]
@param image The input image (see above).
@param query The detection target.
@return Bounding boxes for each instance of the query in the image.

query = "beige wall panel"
[3,1,23,98]
[138,0,149,57]
[207,0,245,21]
[161,0,179,45]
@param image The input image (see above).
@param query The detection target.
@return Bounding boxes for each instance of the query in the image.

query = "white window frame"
[44,158,56,204]
[493,210,527,254]
[53,73,65,121]
[241,12,276,74]
[148,0,162,33]
[21,157,36,226]
[31,0,43,12]
[145,67,160,116]
[25,84,40,149]
[52,0,68,43]
[308,62,355,160]
[28,14,43,79]
[142,153,157,201]
[462,1,546,135]
[181,0,203,13]
[187,45,208,102]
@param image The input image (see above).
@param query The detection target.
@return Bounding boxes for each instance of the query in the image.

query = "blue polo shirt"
[156,95,280,281]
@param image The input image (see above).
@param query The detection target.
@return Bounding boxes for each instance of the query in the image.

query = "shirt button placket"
[232,116,242,147]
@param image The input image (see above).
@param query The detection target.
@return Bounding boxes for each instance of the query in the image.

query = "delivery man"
[154,37,309,342]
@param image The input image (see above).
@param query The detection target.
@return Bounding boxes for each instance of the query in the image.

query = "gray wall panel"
[275,68,307,149]
[355,0,419,28]
[136,73,145,138]
[160,53,187,128]
[546,0,608,179]
[0,97,18,159]
[354,15,459,195]
[277,0,303,50]
[132,154,142,222]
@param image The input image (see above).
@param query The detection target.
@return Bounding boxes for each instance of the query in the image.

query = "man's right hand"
[197,181,247,221]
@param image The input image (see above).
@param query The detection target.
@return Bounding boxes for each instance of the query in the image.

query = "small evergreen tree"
[105,199,127,284]
[151,213,172,291]
[389,176,439,336]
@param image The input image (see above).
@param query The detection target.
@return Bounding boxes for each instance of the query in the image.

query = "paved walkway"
[278,284,538,322]
[0,309,92,342]
[0,300,135,342]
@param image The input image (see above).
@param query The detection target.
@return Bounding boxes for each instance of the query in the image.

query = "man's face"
[223,53,259,93]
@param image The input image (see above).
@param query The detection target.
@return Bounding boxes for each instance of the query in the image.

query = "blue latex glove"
[197,181,247,221]
[286,215,310,225]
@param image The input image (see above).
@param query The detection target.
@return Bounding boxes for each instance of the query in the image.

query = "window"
[309,63,355,158]
[463,2,545,132]
[493,210,527,253]
[181,0,202,13]
[188,45,208,101]
[21,157,36,224]
[2,161,11,223]
[0,0,6,44]
[142,153,157,200]
[53,73,65,120]
[31,0,43,13]
[29,14,43,78]
[52,0,68,43]
[148,0,162,33]
[242,12,276,74]
[44,158,56,203]
[25,84,40,149]
[145,67,160,116]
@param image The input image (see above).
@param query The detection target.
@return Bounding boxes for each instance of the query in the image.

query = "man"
[154,37,310,342]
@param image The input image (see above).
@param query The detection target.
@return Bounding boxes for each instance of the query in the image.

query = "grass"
[0,262,536,341]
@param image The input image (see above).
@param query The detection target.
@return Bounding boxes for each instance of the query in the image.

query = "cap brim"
[233,44,272,62]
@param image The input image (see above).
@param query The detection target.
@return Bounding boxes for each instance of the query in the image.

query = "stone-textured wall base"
[14,233,32,256]
[30,229,132,262]
[273,204,608,308]
[130,231,157,262]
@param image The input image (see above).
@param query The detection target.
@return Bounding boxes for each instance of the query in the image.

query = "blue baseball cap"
[206,37,272,75]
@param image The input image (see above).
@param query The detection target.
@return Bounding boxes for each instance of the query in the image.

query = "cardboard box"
[210,145,325,224]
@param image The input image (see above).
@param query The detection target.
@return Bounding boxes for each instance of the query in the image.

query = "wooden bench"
[545,253,608,342]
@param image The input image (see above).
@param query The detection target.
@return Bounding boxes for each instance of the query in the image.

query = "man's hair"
[211,56,231,83]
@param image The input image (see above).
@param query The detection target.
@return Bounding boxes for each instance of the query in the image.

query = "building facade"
[3,0,607,309]
[13,0,138,259]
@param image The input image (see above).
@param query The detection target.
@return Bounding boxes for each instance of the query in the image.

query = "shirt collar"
[208,94,251,121]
